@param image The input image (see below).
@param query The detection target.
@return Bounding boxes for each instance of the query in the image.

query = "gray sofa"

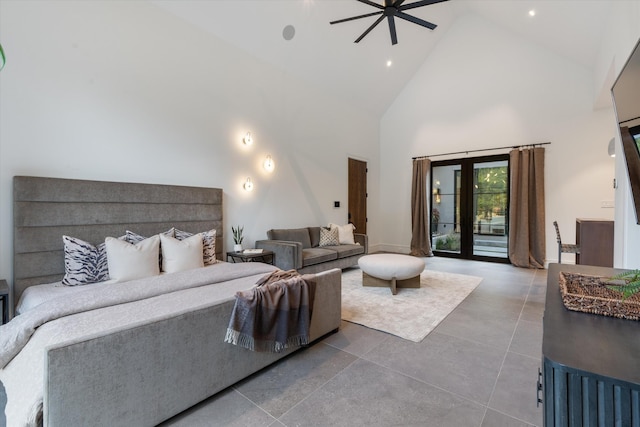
[256,227,368,273]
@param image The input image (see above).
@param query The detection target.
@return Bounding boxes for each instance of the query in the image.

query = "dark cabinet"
[575,218,614,267]
[542,264,640,427]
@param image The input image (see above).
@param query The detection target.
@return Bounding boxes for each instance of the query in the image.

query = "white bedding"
[15,280,115,315]
[15,268,221,315]
[0,262,278,427]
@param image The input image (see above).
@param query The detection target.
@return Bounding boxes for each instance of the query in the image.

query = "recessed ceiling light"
[386,60,393,67]
[282,25,295,41]
[528,9,536,17]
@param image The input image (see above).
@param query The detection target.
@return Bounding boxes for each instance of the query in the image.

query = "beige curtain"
[410,158,433,257]
[509,147,545,268]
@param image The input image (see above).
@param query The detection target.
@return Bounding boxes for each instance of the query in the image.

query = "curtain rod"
[620,116,640,125]
[412,142,551,160]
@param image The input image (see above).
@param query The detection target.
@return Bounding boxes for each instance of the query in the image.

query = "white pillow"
[174,228,217,265]
[160,233,204,273]
[329,223,356,245]
[105,234,160,282]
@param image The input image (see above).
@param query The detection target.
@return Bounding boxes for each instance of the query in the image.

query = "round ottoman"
[358,254,425,295]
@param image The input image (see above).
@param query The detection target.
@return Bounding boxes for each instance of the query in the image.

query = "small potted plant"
[232,225,244,252]
[607,270,640,300]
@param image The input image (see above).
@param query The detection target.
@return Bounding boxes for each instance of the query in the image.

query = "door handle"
[536,368,543,407]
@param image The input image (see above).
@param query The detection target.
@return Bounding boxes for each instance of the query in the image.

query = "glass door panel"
[472,160,509,259]
[431,164,461,254]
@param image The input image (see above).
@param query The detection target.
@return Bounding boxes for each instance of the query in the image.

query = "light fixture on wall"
[608,138,616,157]
[243,177,254,191]
[263,155,275,172]
[243,132,253,146]
[432,181,441,204]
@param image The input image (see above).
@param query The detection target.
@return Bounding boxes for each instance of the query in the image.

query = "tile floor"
[162,257,547,427]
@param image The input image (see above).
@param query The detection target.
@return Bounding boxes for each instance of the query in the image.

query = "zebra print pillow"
[62,235,111,286]
[174,228,217,265]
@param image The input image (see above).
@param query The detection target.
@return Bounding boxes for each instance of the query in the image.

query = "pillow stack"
[319,223,357,247]
[62,227,217,286]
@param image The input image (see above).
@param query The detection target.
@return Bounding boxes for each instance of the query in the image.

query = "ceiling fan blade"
[330,11,383,25]
[355,15,386,43]
[396,11,437,30]
[394,0,406,6]
[398,0,448,11]
[357,0,385,10]
[387,15,398,45]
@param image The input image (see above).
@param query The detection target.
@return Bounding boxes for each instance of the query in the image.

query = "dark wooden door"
[348,158,367,234]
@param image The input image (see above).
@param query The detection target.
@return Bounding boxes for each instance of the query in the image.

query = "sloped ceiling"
[151,0,614,117]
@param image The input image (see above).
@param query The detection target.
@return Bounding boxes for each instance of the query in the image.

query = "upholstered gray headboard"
[13,176,223,304]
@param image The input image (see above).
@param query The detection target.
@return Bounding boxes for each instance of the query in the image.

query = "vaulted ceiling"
[151,0,614,117]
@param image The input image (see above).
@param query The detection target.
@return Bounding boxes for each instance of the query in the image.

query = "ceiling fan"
[330,0,449,45]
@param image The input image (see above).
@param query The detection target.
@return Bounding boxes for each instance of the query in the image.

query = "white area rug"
[341,268,482,342]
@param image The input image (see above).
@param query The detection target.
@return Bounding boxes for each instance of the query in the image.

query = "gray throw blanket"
[225,270,316,353]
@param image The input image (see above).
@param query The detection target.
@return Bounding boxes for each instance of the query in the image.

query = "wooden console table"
[575,218,614,267]
[542,264,640,426]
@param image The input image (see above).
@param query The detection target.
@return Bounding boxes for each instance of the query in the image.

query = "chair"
[553,221,580,263]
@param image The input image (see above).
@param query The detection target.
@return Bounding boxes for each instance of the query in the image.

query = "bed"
[0,176,342,427]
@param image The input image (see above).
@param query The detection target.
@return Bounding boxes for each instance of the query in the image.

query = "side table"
[227,250,275,265]
[0,279,9,325]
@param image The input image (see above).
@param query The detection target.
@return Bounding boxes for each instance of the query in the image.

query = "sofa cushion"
[321,244,364,259]
[302,248,338,267]
[308,227,321,248]
[268,228,312,249]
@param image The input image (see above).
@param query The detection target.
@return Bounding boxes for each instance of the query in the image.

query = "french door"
[430,155,510,262]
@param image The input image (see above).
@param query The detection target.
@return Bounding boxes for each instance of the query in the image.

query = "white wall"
[0,1,380,295]
[379,13,617,262]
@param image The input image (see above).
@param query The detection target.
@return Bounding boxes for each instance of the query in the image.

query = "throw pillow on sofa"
[319,226,339,246]
[329,223,356,245]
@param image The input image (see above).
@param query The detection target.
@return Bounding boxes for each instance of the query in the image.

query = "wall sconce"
[435,188,441,204]
[263,155,275,172]
[608,137,615,157]
[243,132,253,146]
[243,177,254,191]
